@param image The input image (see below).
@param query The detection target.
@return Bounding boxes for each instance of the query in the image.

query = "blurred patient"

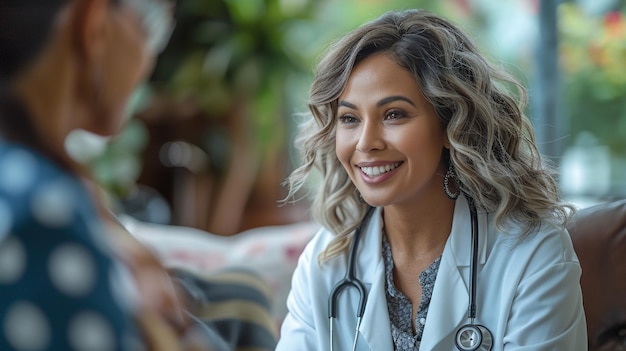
[0,0,275,350]
[0,0,183,349]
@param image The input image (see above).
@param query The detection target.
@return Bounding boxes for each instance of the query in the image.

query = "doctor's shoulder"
[296,226,350,270]
[0,142,93,220]
[487,215,580,273]
[288,226,355,295]
[482,215,587,348]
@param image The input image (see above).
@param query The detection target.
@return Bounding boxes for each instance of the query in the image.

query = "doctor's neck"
[381,195,455,257]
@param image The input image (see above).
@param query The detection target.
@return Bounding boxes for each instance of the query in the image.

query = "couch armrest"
[567,199,626,350]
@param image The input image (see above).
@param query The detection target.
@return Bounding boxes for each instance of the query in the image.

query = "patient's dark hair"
[0,0,121,85]
[0,0,69,84]
[0,0,118,163]
[0,1,68,152]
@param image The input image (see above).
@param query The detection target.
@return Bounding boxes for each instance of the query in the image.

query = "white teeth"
[360,162,401,177]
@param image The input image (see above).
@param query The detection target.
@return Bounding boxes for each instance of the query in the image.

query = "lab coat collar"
[356,196,487,269]
[449,194,488,267]
[358,207,394,349]
[358,195,489,350]
[421,194,489,350]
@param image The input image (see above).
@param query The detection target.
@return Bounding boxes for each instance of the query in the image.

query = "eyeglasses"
[124,0,176,54]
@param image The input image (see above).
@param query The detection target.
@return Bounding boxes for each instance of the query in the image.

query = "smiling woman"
[335,53,449,209]
[278,8,587,351]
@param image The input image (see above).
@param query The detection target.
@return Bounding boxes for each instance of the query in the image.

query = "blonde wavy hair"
[285,9,574,263]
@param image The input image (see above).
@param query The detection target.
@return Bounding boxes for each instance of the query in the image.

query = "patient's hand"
[105,216,208,350]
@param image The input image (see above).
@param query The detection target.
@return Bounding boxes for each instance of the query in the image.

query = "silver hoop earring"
[444,163,459,200]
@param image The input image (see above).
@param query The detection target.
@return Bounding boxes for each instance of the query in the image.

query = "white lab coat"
[276,195,587,350]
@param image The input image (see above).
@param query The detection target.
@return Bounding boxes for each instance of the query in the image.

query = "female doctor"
[277,9,587,351]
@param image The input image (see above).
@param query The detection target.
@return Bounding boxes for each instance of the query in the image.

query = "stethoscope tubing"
[455,198,493,351]
[328,206,374,351]
[328,200,491,351]
[468,198,479,322]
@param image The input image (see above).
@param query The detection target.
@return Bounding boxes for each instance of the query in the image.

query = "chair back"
[567,199,626,350]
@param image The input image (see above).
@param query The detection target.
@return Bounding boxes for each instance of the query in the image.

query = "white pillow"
[119,215,318,325]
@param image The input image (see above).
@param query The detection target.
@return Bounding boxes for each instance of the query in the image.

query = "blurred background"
[67,0,626,235]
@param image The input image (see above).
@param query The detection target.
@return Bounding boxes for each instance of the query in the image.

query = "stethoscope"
[328,199,493,351]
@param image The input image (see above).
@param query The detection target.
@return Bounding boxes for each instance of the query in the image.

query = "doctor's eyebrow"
[338,101,357,109]
[376,96,415,107]
[338,96,416,110]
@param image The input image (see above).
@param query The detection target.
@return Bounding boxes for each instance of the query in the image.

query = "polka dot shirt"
[0,142,143,351]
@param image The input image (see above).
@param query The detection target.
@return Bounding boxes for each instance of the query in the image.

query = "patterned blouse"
[382,233,442,350]
[0,141,143,351]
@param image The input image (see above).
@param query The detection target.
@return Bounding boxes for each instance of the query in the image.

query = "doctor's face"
[335,53,449,208]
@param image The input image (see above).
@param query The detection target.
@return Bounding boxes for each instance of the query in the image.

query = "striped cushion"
[171,267,277,351]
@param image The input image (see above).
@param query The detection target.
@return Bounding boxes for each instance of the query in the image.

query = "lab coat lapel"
[358,208,394,350]
[352,197,489,350]
[419,250,469,350]
[420,195,485,350]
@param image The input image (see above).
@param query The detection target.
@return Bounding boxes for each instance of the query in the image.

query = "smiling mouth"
[359,162,402,177]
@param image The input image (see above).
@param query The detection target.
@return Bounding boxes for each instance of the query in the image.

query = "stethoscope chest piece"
[455,324,493,351]
[329,200,494,351]
[454,198,493,351]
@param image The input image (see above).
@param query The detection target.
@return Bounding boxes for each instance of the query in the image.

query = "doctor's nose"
[356,122,385,153]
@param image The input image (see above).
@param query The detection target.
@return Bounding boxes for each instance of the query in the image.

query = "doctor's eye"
[337,114,359,125]
[384,109,406,121]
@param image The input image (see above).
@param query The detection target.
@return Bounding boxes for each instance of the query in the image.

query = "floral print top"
[382,233,441,351]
